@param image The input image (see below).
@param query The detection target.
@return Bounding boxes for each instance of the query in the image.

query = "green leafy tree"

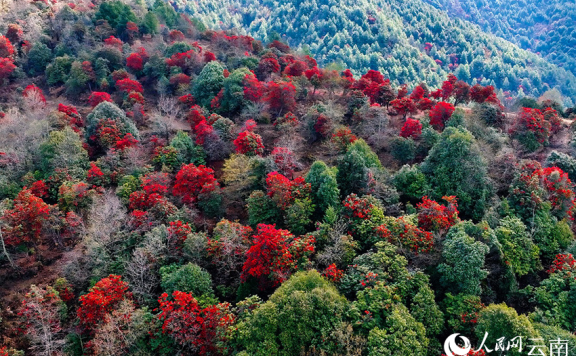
[421,126,492,220]
[234,270,351,356]
[337,139,382,197]
[438,229,489,296]
[45,56,73,86]
[219,67,251,115]
[193,61,225,108]
[475,304,540,356]
[159,263,216,306]
[305,161,340,216]
[366,304,428,356]
[39,127,89,178]
[495,216,541,276]
[169,130,206,167]
[85,101,139,142]
[27,42,52,75]
[95,1,137,33]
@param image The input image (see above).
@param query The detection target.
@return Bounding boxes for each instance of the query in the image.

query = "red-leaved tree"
[157,291,234,355]
[173,163,220,204]
[400,118,422,139]
[2,188,50,246]
[429,101,455,130]
[417,196,459,232]
[76,275,131,331]
[233,130,264,156]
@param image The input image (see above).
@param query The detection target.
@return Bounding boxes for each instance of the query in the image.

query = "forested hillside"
[1,0,576,356]
[169,0,576,105]
[422,0,576,77]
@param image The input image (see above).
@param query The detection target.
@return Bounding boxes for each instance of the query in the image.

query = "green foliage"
[27,42,52,75]
[234,270,351,356]
[219,67,251,114]
[39,127,89,178]
[169,130,206,167]
[546,150,576,182]
[247,190,280,226]
[193,61,225,108]
[531,268,576,331]
[421,126,492,220]
[85,101,139,141]
[337,139,382,197]
[153,0,179,27]
[390,137,416,164]
[442,293,484,335]
[140,12,159,35]
[475,303,540,356]
[46,55,73,86]
[438,229,489,296]
[95,1,137,32]
[393,164,429,202]
[366,304,428,356]
[159,263,216,306]
[65,61,90,97]
[305,161,340,216]
[495,216,541,276]
[284,198,315,235]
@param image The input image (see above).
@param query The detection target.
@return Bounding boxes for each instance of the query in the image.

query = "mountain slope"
[421,0,576,77]
[169,0,576,104]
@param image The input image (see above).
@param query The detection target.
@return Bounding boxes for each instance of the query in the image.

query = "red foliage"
[283,60,308,77]
[429,101,455,130]
[115,133,139,150]
[274,112,299,128]
[243,73,266,102]
[23,84,46,103]
[157,291,234,355]
[77,275,131,330]
[397,85,408,99]
[410,85,426,101]
[311,115,331,139]
[173,164,220,204]
[128,91,145,105]
[540,166,576,218]
[116,78,143,94]
[141,172,170,195]
[96,119,122,147]
[194,119,215,145]
[257,57,280,77]
[510,107,551,145]
[242,224,297,287]
[0,57,16,81]
[169,30,185,42]
[30,180,48,198]
[343,194,375,220]
[400,118,422,139]
[233,130,264,156]
[0,36,15,58]
[268,40,290,53]
[126,52,143,71]
[125,21,139,38]
[87,162,105,186]
[1,188,50,246]
[388,217,434,254]
[6,24,23,45]
[322,264,344,283]
[178,94,195,106]
[104,36,123,50]
[417,196,459,232]
[547,253,576,274]
[88,92,112,107]
[331,126,358,151]
[470,84,500,105]
[543,107,562,134]
[170,73,191,85]
[264,80,296,114]
[168,220,193,248]
[390,97,417,118]
[204,51,217,62]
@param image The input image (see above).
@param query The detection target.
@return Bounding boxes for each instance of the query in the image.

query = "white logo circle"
[444,333,472,356]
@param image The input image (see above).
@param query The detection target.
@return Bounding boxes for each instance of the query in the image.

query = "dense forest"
[422,0,576,78]
[168,0,576,107]
[0,0,576,355]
